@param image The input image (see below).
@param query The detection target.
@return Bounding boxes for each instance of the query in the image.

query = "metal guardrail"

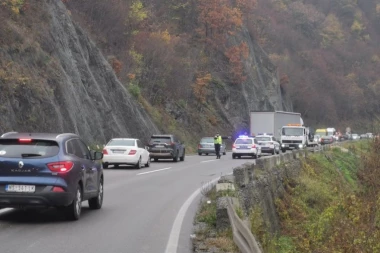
[226,197,262,253]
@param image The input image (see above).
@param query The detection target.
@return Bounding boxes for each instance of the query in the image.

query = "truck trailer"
[249,111,303,140]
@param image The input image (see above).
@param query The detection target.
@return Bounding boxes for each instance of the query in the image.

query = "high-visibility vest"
[214,136,222,144]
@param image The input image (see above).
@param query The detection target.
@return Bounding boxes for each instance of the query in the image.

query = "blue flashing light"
[238,135,249,138]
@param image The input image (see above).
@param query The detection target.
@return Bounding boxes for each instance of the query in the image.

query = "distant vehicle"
[255,134,280,155]
[281,124,318,152]
[198,137,226,156]
[232,135,261,159]
[320,135,334,145]
[313,134,321,143]
[351,134,360,140]
[147,134,185,162]
[102,138,150,169]
[315,129,328,138]
[360,134,367,139]
[366,133,374,138]
[0,132,104,220]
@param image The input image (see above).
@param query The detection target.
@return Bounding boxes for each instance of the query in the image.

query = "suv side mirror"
[91,151,103,160]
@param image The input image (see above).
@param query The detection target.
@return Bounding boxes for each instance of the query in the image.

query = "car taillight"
[232,144,236,148]
[19,138,32,143]
[102,149,108,155]
[47,161,74,173]
[252,145,256,148]
[129,150,137,155]
[52,186,65,192]
[198,144,201,148]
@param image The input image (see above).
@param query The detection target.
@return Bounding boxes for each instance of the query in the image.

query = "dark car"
[320,135,334,145]
[147,134,185,162]
[0,132,104,220]
[198,137,226,156]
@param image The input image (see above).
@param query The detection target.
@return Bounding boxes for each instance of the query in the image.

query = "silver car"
[198,137,226,156]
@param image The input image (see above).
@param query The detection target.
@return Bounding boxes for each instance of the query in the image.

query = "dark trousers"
[215,144,221,157]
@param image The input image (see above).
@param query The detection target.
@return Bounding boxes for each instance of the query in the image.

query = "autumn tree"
[192,72,212,104]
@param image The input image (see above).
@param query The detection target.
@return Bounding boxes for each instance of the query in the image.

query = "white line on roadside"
[0,208,14,215]
[200,160,217,163]
[136,167,172,176]
[165,175,230,253]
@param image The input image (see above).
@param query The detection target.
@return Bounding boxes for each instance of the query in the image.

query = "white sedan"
[232,135,262,159]
[102,138,150,169]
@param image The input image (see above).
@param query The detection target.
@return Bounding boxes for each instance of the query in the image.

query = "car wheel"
[89,178,103,210]
[282,149,286,153]
[65,184,82,220]
[232,154,236,159]
[206,153,209,156]
[180,150,185,161]
[102,163,108,169]
[154,158,158,162]
[223,151,226,155]
[135,157,142,169]
[198,153,202,156]
[145,157,151,167]
[173,152,179,162]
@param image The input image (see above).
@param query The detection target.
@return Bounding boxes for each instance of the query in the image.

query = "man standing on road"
[214,133,222,159]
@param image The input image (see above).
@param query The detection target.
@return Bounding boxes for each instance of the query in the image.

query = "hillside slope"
[0,0,159,144]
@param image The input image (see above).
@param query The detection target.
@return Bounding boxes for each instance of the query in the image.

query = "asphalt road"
[0,152,257,253]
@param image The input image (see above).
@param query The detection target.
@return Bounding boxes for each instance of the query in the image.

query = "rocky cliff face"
[212,28,292,134]
[0,0,159,144]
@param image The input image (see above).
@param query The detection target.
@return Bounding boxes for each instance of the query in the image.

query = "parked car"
[320,135,334,145]
[102,138,150,169]
[360,134,368,139]
[0,132,104,220]
[198,137,226,156]
[351,134,360,140]
[232,135,261,159]
[147,134,185,162]
[255,134,280,155]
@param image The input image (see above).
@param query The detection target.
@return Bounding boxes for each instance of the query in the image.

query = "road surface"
[0,152,257,253]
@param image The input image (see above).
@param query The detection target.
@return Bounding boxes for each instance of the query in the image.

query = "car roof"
[109,138,138,140]
[0,132,79,141]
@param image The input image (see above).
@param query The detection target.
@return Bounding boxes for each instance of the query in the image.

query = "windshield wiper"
[21,153,42,157]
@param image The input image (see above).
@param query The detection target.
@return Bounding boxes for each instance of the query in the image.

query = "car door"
[75,139,98,197]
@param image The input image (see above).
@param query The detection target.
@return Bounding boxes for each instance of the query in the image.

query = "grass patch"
[194,185,239,253]
[255,146,380,252]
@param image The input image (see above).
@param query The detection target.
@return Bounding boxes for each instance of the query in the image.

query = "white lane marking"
[137,167,172,176]
[0,208,14,215]
[201,160,217,163]
[165,176,226,253]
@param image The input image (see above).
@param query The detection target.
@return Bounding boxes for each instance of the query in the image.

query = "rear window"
[200,137,214,143]
[235,138,253,144]
[0,139,60,158]
[107,139,135,146]
[150,137,172,144]
[255,137,271,142]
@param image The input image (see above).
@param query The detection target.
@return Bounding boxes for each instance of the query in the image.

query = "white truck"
[249,111,317,152]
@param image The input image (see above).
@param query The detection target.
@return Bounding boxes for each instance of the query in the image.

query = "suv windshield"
[255,137,271,142]
[107,139,135,146]
[235,139,253,144]
[150,137,171,144]
[0,139,59,158]
[200,137,214,143]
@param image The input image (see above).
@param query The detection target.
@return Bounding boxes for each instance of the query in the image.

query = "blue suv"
[0,132,104,220]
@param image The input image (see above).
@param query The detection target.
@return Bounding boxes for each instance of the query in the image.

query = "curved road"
[0,153,255,253]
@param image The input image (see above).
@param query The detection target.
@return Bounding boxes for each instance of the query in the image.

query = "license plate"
[112,150,125,154]
[156,145,164,148]
[238,146,248,149]
[6,185,36,193]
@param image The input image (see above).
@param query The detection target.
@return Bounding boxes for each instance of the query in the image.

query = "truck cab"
[280,124,317,152]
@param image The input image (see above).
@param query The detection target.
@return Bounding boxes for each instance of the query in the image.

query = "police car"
[232,135,261,159]
[255,133,280,155]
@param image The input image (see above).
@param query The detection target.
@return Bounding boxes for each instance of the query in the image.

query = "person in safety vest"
[214,133,222,159]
